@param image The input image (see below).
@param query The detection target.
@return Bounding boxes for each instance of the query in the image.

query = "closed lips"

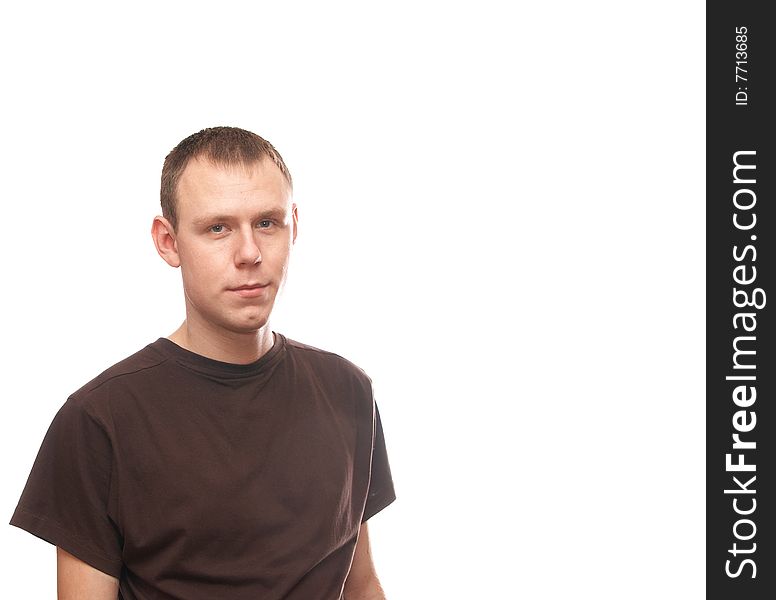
[231,283,268,290]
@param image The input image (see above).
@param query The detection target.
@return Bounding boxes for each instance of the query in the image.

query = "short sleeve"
[361,402,396,522]
[9,397,123,577]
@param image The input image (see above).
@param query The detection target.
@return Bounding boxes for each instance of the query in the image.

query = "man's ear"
[291,203,298,244]
[151,216,181,268]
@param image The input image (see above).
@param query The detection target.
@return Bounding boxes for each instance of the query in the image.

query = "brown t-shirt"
[9,333,395,599]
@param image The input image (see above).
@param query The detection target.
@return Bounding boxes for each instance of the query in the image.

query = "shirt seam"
[79,357,172,396]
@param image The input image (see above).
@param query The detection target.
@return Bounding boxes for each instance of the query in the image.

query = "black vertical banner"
[708,5,775,599]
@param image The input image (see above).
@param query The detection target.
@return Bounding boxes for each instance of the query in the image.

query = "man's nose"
[235,229,262,266]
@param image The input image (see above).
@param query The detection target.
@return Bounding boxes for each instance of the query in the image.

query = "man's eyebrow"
[191,208,289,226]
[256,208,289,221]
[192,214,230,226]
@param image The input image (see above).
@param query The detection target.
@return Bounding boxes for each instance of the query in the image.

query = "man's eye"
[257,220,272,229]
[209,224,225,234]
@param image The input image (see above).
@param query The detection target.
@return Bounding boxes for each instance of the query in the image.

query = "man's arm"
[57,547,119,600]
[344,522,387,600]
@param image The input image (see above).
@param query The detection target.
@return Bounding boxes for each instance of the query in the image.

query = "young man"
[10,127,395,599]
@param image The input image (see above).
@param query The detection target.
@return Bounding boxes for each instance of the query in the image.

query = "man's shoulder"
[283,335,373,387]
[71,340,170,401]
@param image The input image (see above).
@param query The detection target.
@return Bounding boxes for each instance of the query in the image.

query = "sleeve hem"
[9,507,123,578]
[361,490,396,523]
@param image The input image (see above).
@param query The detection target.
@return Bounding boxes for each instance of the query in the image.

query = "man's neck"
[167,320,275,365]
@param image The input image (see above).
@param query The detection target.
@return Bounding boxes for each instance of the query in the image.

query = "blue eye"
[209,224,225,233]
[257,220,272,229]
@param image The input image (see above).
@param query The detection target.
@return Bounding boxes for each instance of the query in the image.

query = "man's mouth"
[229,283,270,298]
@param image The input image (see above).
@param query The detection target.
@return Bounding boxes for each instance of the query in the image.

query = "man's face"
[171,157,297,336]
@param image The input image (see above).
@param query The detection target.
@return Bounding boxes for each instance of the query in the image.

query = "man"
[10,127,395,599]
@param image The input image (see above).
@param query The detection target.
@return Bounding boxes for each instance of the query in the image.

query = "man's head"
[160,126,293,231]
[152,127,298,337]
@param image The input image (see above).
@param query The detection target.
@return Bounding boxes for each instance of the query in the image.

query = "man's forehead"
[176,156,292,218]
[180,155,288,189]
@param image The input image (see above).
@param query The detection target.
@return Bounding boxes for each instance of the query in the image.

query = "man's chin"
[226,313,271,335]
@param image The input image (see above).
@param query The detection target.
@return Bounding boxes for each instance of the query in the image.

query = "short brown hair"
[160,126,293,230]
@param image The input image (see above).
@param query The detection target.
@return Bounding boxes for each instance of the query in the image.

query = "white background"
[0,1,705,598]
